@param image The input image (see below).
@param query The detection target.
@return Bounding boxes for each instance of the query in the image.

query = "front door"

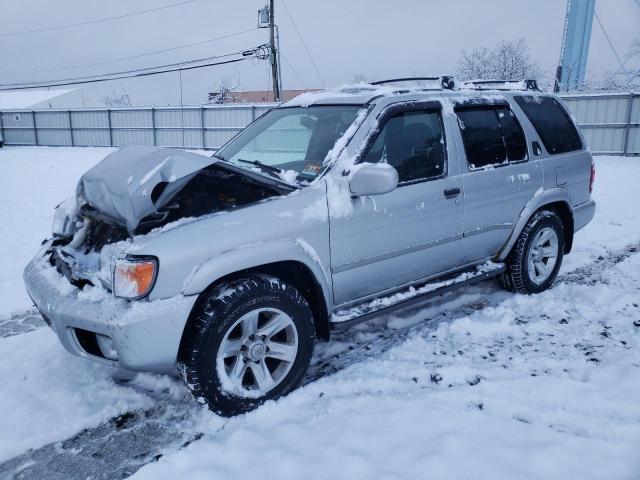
[329,103,465,306]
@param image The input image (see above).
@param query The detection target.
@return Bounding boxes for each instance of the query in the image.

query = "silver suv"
[24,77,596,415]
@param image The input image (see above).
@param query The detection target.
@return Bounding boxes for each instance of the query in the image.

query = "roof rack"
[371,76,457,90]
[461,79,540,92]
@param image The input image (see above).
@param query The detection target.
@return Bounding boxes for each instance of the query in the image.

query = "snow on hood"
[77,146,216,233]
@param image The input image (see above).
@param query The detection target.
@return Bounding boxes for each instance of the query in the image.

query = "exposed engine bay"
[64,163,285,254]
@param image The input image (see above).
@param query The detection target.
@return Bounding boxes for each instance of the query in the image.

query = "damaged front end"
[47,146,293,295]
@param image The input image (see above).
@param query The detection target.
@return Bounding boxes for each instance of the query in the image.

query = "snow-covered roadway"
[0,147,638,480]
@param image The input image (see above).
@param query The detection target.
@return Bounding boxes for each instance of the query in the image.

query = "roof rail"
[461,79,540,92]
[371,76,457,90]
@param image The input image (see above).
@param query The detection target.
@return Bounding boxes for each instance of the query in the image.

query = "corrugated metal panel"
[73,129,111,147]
[37,130,72,146]
[35,111,70,129]
[204,130,238,149]
[580,126,625,154]
[204,107,254,128]
[112,130,154,146]
[110,110,152,128]
[71,110,109,129]
[561,96,628,123]
[630,96,640,124]
[155,129,202,148]
[3,129,36,145]
[155,108,202,128]
[627,127,640,154]
[2,111,34,128]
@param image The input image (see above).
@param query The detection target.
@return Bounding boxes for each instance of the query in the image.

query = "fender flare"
[181,237,333,317]
[497,188,573,261]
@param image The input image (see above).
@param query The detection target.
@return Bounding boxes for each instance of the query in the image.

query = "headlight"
[113,256,158,299]
[52,197,79,238]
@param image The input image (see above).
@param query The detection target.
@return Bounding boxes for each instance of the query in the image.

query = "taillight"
[589,161,595,193]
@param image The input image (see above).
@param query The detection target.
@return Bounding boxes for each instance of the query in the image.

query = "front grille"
[49,249,91,289]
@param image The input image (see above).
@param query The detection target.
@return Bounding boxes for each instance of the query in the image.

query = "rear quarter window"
[514,96,582,155]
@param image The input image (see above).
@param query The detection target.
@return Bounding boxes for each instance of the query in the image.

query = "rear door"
[329,101,465,306]
[453,101,543,264]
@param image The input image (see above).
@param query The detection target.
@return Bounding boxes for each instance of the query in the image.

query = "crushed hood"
[77,146,217,233]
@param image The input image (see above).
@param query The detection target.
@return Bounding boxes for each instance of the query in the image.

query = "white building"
[0,88,84,110]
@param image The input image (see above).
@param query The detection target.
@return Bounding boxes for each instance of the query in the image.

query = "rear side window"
[456,106,527,169]
[496,107,527,162]
[362,109,446,184]
[514,96,582,154]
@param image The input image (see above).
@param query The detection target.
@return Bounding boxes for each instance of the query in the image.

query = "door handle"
[444,187,461,199]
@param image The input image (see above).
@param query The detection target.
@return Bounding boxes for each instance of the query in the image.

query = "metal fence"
[559,92,639,156]
[0,104,276,150]
[1,93,638,155]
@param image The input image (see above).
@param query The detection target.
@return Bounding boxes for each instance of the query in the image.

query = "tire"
[178,274,315,416]
[498,210,565,295]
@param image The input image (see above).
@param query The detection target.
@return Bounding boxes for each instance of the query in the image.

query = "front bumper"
[23,250,197,373]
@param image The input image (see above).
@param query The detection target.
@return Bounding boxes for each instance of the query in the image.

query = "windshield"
[216,105,363,184]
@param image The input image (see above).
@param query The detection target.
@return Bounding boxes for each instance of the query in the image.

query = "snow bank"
[135,253,640,480]
[0,147,114,317]
[0,328,153,462]
[1,148,639,478]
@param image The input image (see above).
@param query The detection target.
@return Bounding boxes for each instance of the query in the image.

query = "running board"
[330,262,505,331]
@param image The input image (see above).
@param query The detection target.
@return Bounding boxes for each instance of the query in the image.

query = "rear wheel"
[499,210,565,294]
[178,274,315,416]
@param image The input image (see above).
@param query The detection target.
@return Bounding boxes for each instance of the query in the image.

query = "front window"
[217,106,363,184]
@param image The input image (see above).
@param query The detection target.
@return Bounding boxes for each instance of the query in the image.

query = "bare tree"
[101,89,132,107]
[457,39,543,81]
[581,38,640,91]
[207,73,240,104]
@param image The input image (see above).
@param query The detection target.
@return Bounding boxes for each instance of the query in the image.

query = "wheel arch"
[179,242,333,355]
[498,189,575,261]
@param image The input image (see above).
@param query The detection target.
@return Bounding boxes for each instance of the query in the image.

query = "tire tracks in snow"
[306,240,640,382]
[1,240,639,480]
[0,310,44,339]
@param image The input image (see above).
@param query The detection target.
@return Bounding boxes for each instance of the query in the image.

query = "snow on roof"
[282,81,534,108]
[283,84,397,107]
[0,88,77,109]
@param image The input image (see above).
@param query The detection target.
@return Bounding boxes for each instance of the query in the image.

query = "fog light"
[96,334,118,361]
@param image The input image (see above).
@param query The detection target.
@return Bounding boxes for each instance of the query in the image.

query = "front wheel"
[499,210,565,294]
[178,274,315,416]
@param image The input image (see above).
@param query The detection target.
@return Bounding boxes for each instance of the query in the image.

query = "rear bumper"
[23,248,197,373]
[573,199,596,233]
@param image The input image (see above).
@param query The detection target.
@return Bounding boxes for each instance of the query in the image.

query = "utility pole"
[555,0,596,92]
[269,0,281,102]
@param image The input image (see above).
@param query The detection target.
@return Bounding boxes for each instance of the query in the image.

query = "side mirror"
[349,163,399,197]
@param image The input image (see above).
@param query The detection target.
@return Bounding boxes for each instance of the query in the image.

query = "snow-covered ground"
[0,147,639,479]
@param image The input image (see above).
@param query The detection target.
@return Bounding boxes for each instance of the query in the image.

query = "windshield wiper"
[237,159,282,174]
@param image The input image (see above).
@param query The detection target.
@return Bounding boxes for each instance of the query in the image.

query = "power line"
[3,28,260,76]
[0,48,250,88]
[0,47,265,90]
[594,10,628,76]
[280,53,308,89]
[0,57,247,91]
[280,0,325,87]
[0,0,199,37]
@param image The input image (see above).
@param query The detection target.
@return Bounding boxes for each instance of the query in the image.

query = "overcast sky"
[0,0,637,106]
